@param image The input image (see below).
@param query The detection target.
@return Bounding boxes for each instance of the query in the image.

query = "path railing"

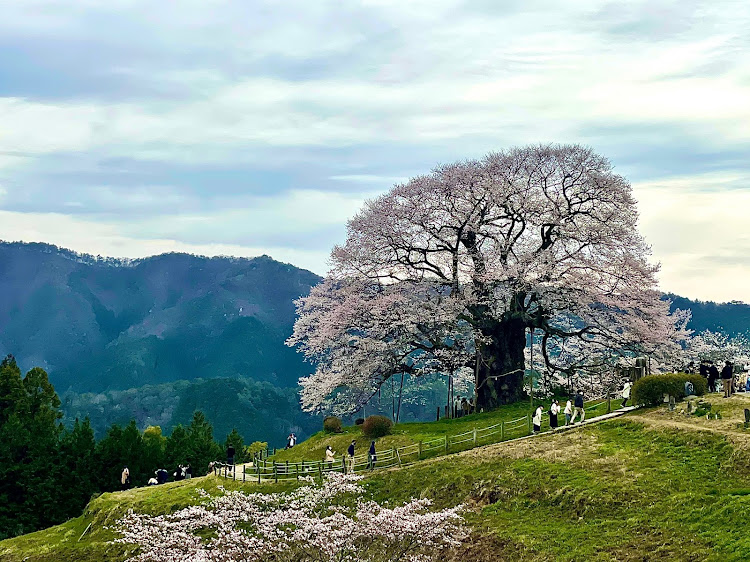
[221,398,614,483]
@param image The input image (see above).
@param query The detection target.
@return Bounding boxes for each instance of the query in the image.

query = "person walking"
[721,361,733,398]
[549,400,560,429]
[621,380,632,407]
[532,405,543,434]
[564,398,573,426]
[708,363,720,393]
[121,467,130,490]
[367,441,377,471]
[461,397,470,417]
[325,445,335,469]
[570,390,585,424]
[347,440,356,473]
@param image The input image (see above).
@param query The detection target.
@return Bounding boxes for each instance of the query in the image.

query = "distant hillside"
[0,241,321,393]
[667,293,750,336]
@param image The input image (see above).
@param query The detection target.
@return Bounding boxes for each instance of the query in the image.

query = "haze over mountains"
[0,241,748,443]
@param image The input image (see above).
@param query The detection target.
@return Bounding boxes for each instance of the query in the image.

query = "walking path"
[217,404,638,484]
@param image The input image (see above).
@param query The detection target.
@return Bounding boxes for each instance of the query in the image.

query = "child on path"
[564,399,573,426]
[532,406,543,433]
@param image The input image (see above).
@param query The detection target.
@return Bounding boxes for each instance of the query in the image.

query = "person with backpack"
[721,361,733,398]
[347,440,356,473]
[367,441,377,470]
[570,390,585,424]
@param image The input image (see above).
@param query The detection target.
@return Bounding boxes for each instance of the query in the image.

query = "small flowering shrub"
[362,415,393,438]
[323,416,343,433]
[111,473,465,561]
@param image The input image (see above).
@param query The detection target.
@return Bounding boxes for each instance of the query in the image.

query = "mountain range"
[1,241,748,444]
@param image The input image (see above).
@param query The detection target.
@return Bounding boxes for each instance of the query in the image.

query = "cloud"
[0,0,748,301]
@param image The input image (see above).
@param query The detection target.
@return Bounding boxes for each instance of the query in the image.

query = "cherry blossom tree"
[112,473,465,561]
[289,144,689,412]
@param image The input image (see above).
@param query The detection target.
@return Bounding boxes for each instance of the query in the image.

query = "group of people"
[699,360,738,398]
[453,396,475,418]
[323,440,377,472]
[120,464,192,490]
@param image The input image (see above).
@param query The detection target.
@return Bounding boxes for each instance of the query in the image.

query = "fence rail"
[218,397,614,483]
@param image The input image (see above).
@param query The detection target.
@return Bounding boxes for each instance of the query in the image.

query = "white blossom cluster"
[112,473,466,561]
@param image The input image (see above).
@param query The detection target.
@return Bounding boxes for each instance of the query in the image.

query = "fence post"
[318,462,323,480]
[342,456,347,474]
[501,421,505,440]
[257,465,261,484]
[418,441,423,460]
[473,428,477,447]
[444,435,449,454]
[527,413,532,434]
[296,463,299,481]
[274,463,278,484]
[243,466,246,482]
[395,448,402,468]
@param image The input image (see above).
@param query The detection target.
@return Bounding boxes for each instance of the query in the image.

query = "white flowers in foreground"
[112,473,465,561]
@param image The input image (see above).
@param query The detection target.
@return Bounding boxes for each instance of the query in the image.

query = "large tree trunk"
[475,317,526,411]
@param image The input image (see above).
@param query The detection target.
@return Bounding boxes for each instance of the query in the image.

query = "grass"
[267,397,611,466]
[10,396,749,561]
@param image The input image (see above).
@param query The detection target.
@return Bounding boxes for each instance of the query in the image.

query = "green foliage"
[244,441,268,460]
[361,415,393,438]
[632,373,707,406]
[323,416,342,433]
[355,418,365,425]
[185,411,223,475]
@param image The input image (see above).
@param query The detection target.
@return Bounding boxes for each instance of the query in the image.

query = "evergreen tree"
[186,411,222,476]
[225,428,245,464]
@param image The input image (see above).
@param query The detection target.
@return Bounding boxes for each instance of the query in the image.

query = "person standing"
[461,397,470,417]
[570,390,585,424]
[347,440,356,473]
[227,444,236,472]
[121,467,130,490]
[621,380,632,407]
[549,400,560,429]
[721,361,733,398]
[708,363,720,393]
[532,406,543,433]
[325,445,335,469]
[367,441,377,470]
[564,398,573,426]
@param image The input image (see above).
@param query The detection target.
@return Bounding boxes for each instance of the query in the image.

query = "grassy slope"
[5,393,750,561]
[268,398,610,465]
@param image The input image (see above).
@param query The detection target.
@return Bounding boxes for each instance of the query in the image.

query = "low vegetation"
[632,372,706,406]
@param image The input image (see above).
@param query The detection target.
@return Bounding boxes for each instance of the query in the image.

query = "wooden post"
[257,465,261,484]
[342,456,347,474]
[418,441,423,459]
[527,413,532,434]
[607,392,611,414]
[318,462,323,480]
[501,421,505,440]
[444,435,449,454]
[296,463,299,481]
[395,448,402,468]
[243,466,245,482]
[473,428,477,447]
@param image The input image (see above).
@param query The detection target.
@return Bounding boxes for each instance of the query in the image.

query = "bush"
[362,415,393,438]
[244,441,268,459]
[323,416,343,433]
[632,373,706,406]
[355,418,365,426]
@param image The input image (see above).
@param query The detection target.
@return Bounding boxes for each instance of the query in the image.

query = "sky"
[0,0,748,303]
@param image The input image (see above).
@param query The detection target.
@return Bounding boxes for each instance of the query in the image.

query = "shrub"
[362,415,393,438]
[323,416,343,433]
[355,418,365,426]
[632,373,706,406]
[244,441,268,459]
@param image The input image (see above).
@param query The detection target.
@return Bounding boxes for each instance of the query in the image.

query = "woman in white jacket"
[549,400,560,429]
[564,399,573,426]
[532,406,543,433]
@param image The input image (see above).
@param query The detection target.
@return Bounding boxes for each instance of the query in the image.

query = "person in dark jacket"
[347,440,356,473]
[721,361,733,398]
[708,363,720,393]
[699,360,709,379]
[227,444,236,473]
[570,390,585,424]
[367,441,377,471]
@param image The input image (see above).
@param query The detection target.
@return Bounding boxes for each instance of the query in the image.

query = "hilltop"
[4,393,750,561]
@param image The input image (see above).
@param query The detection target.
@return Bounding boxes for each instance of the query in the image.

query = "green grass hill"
[6,392,750,561]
